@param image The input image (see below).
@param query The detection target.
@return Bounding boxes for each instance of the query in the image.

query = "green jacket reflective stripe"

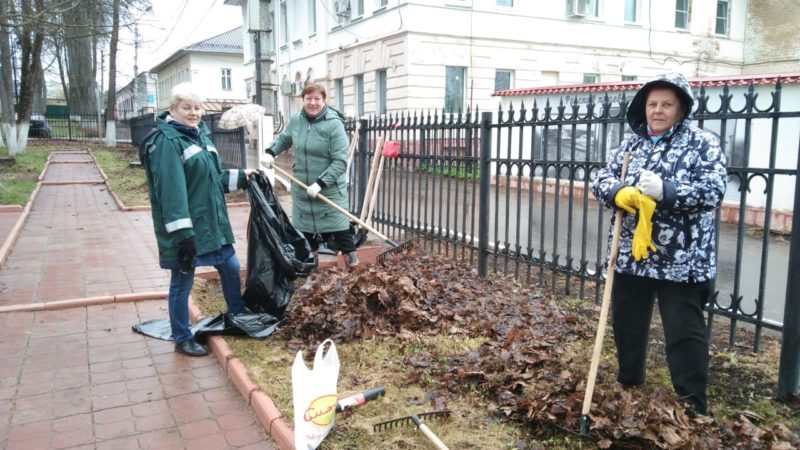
[142,112,246,261]
[269,106,350,233]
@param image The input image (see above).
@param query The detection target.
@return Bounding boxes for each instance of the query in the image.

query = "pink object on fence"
[383,140,400,158]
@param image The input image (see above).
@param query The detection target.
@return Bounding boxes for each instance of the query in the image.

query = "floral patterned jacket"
[592,73,728,283]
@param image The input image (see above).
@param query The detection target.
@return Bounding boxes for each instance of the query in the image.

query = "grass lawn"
[0,144,51,206]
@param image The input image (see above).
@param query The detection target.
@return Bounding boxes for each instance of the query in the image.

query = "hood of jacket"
[626,72,694,138]
[300,105,347,124]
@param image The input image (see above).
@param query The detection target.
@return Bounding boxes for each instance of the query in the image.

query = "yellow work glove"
[614,186,639,214]
[632,194,658,260]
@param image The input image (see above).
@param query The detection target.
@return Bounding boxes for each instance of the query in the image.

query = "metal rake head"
[373,409,451,432]
[376,236,419,265]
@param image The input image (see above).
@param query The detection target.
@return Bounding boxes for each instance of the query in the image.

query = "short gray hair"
[169,82,204,107]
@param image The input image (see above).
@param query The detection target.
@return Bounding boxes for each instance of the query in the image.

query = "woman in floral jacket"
[592,72,727,415]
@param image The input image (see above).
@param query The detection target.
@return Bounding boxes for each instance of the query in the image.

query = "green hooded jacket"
[142,112,247,261]
[269,106,350,233]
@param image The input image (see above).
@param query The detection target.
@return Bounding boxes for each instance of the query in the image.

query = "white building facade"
[149,27,249,112]
[222,0,781,120]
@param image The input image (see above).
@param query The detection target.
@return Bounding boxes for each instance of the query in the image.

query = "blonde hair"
[169,82,204,107]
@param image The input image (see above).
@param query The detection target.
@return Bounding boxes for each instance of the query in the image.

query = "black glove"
[177,237,196,274]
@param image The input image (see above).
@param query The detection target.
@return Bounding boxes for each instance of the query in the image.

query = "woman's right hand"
[262,153,274,169]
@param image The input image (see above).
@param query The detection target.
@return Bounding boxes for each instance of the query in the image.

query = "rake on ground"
[373,410,451,450]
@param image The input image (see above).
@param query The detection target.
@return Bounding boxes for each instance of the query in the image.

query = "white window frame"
[567,0,598,18]
[583,73,599,84]
[376,70,387,115]
[715,0,730,36]
[355,74,364,117]
[675,0,690,30]
[221,68,232,91]
[624,0,638,22]
[308,0,317,35]
[494,69,514,92]
[335,78,344,112]
[444,66,466,114]
[280,1,288,45]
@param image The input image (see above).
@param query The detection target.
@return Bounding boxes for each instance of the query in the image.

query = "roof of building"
[149,27,243,73]
[184,27,243,54]
[493,72,800,97]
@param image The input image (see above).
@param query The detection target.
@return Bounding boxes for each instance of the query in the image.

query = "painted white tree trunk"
[104,121,116,147]
[2,122,25,156]
[15,122,29,154]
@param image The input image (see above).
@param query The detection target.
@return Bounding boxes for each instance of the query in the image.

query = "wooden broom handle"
[271,165,397,247]
[581,151,630,417]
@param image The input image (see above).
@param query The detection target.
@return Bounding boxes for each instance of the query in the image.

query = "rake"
[373,410,451,450]
[268,165,417,260]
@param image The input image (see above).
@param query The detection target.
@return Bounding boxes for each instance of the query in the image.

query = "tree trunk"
[63,0,97,117]
[104,0,119,147]
[0,0,19,155]
[55,37,70,107]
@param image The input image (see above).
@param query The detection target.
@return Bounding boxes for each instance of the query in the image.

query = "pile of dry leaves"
[281,246,797,449]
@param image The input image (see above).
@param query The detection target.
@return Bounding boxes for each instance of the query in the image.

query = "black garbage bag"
[193,313,282,340]
[132,313,282,341]
[243,172,316,317]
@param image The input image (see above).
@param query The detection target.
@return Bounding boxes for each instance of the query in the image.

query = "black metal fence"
[346,81,799,397]
[26,111,247,170]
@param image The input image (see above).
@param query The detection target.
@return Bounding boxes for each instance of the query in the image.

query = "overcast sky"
[115,0,243,86]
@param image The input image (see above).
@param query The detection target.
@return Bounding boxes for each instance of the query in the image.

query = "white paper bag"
[293,339,340,450]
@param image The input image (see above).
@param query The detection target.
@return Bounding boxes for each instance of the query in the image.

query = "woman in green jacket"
[263,83,359,267]
[142,82,257,357]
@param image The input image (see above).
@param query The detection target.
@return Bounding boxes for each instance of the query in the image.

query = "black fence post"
[778,145,800,401]
[478,111,492,276]
[357,119,369,216]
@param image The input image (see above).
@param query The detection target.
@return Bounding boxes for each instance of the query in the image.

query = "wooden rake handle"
[581,151,631,419]
[270,165,397,247]
[412,416,449,450]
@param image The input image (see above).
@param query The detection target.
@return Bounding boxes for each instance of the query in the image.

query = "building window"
[624,0,637,22]
[280,1,288,44]
[376,70,387,115]
[497,0,513,6]
[568,0,598,17]
[379,0,388,6]
[675,0,690,29]
[715,0,729,35]
[354,0,364,16]
[308,0,317,34]
[583,73,599,84]
[355,75,364,117]
[335,78,344,112]
[622,75,637,81]
[221,68,232,91]
[270,12,276,52]
[495,70,513,91]
[445,66,465,114]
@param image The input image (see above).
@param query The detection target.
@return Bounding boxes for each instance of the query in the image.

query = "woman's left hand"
[244,169,259,180]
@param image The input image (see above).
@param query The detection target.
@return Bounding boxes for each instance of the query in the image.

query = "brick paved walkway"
[0,150,279,449]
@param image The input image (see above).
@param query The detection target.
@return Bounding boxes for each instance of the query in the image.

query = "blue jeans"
[166,246,246,344]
